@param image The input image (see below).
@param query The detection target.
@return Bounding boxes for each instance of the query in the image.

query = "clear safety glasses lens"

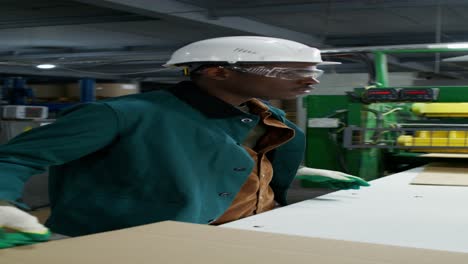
[232,66,323,80]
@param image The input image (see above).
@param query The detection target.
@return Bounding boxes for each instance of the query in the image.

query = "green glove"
[0,204,51,249]
[296,167,370,190]
[0,229,51,249]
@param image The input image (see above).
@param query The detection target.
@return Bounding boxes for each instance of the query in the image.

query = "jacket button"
[241,118,253,123]
[233,167,246,171]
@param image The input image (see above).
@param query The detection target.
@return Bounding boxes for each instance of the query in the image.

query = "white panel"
[223,167,468,253]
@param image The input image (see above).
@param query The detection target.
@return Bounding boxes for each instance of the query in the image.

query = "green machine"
[304,47,468,180]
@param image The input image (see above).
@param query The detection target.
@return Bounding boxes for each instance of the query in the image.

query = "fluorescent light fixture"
[446,43,468,49]
[443,55,468,62]
[36,64,56,69]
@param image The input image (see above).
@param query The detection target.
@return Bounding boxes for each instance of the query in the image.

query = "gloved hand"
[296,167,370,190]
[0,202,50,249]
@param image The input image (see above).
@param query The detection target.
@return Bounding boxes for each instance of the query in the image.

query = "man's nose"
[298,77,319,85]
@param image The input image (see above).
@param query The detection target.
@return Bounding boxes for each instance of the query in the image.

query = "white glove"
[0,202,50,249]
[0,205,48,234]
[296,167,351,181]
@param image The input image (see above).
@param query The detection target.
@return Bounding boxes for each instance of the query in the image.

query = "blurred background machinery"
[304,46,468,181]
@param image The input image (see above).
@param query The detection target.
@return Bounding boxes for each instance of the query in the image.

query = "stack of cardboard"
[2,221,467,263]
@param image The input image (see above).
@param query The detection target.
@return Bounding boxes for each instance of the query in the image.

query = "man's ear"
[202,67,231,80]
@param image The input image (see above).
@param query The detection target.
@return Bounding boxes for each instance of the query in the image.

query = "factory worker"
[0,36,368,248]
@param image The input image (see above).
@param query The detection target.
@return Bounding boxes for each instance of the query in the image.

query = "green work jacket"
[0,81,305,236]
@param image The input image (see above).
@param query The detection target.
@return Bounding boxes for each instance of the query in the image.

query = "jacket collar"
[168,81,247,118]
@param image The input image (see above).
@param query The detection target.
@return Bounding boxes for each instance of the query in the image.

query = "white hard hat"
[163,36,340,67]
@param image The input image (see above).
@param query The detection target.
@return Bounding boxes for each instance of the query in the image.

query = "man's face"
[226,62,321,100]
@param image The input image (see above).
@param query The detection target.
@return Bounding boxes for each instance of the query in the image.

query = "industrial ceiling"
[2,0,468,82]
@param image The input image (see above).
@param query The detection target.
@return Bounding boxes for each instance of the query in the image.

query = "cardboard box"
[2,221,467,263]
[29,84,66,99]
[66,83,139,99]
[411,162,468,186]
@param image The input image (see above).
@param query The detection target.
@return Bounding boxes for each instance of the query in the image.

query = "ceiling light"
[446,43,468,49]
[36,64,56,69]
[442,55,468,62]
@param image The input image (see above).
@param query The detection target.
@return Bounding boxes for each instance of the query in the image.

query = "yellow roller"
[412,103,468,117]
[397,130,468,153]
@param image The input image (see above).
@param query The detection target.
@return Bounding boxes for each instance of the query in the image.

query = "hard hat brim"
[318,61,342,65]
[163,61,342,68]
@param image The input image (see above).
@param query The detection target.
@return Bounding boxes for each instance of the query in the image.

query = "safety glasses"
[226,65,324,81]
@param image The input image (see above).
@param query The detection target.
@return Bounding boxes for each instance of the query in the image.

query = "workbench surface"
[222,166,468,253]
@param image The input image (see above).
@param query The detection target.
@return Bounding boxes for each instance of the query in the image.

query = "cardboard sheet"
[2,221,468,263]
[411,162,468,186]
